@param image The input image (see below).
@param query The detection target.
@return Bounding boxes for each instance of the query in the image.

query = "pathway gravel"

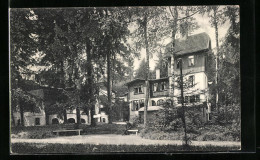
[11,134,241,147]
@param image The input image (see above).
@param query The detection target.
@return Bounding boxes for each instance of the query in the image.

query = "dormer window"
[188,55,194,66]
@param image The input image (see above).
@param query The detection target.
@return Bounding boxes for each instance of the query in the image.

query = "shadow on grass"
[11,142,240,154]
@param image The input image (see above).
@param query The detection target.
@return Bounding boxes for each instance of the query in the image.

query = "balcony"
[151,89,169,98]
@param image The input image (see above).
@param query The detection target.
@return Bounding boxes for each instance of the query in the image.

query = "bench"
[53,129,83,136]
[127,129,138,136]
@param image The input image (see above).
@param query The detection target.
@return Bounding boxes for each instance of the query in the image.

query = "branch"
[177,9,201,21]
[169,6,206,21]
[168,6,175,19]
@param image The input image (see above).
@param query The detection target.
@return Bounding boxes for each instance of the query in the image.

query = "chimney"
[156,69,160,79]
[179,22,188,41]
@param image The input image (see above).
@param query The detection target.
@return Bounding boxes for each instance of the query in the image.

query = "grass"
[11,123,126,139]
[11,142,240,154]
[139,124,240,142]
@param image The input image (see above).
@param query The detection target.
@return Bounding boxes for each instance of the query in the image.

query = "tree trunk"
[86,40,96,127]
[63,109,68,124]
[213,8,220,113]
[45,112,49,125]
[143,14,149,127]
[169,6,178,99]
[20,102,24,126]
[179,58,188,145]
[107,51,112,123]
[76,107,81,124]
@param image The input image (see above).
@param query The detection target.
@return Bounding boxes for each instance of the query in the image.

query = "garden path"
[11,134,241,147]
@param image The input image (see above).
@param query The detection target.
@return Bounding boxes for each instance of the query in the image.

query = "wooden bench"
[127,129,138,136]
[53,129,83,136]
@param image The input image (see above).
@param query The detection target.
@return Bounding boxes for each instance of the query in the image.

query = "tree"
[134,59,155,79]
[217,6,240,124]
[94,8,133,123]
[130,6,169,126]
[167,6,203,145]
[201,6,226,113]
[10,9,39,126]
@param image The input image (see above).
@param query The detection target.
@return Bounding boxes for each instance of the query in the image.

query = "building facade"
[126,32,212,122]
[12,82,113,126]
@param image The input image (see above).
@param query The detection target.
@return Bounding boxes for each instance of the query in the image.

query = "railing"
[151,89,169,98]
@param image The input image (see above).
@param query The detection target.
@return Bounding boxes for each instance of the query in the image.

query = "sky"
[132,10,231,72]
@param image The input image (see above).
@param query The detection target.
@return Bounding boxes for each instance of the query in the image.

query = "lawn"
[11,123,126,139]
[11,142,240,154]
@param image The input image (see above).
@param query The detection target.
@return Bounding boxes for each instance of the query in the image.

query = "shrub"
[130,116,141,128]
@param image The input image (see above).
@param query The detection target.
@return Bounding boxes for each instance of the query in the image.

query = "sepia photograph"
[9,6,241,154]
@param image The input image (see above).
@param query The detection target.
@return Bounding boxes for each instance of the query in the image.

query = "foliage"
[11,88,38,111]
[109,99,129,121]
[134,59,155,79]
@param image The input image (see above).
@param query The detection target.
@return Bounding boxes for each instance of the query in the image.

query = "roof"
[165,32,211,57]
[125,77,170,86]
[138,106,164,112]
[149,77,169,82]
[125,78,145,86]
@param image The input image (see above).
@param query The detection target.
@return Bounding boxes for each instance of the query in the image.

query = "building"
[12,88,90,126]
[125,32,212,122]
[12,82,115,126]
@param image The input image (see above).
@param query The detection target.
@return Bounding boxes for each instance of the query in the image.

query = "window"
[188,55,194,66]
[81,119,86,123]
[35,118,40,125]
[152,100,156,106]
[133,100,139,111]
[188,75,195,87]
[178,95,200,104]
[157,99,164,106]
[52,118,59,124]
[139,85,143,93]
[195,95,200,102]
[161,82,167,90]
[134,85,143,94]
[139,99,144,108]
[190,95,195,103]
[134,88,138,94]
[153,83,158,92]
[184,96,189,103]
[166,99,172,105]
[153,82,167,92]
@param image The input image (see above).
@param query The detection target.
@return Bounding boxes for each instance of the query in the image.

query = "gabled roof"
[165,32,211,57]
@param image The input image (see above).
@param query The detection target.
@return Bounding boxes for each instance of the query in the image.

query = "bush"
[130,116,141,128]
[11,123,127,139]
